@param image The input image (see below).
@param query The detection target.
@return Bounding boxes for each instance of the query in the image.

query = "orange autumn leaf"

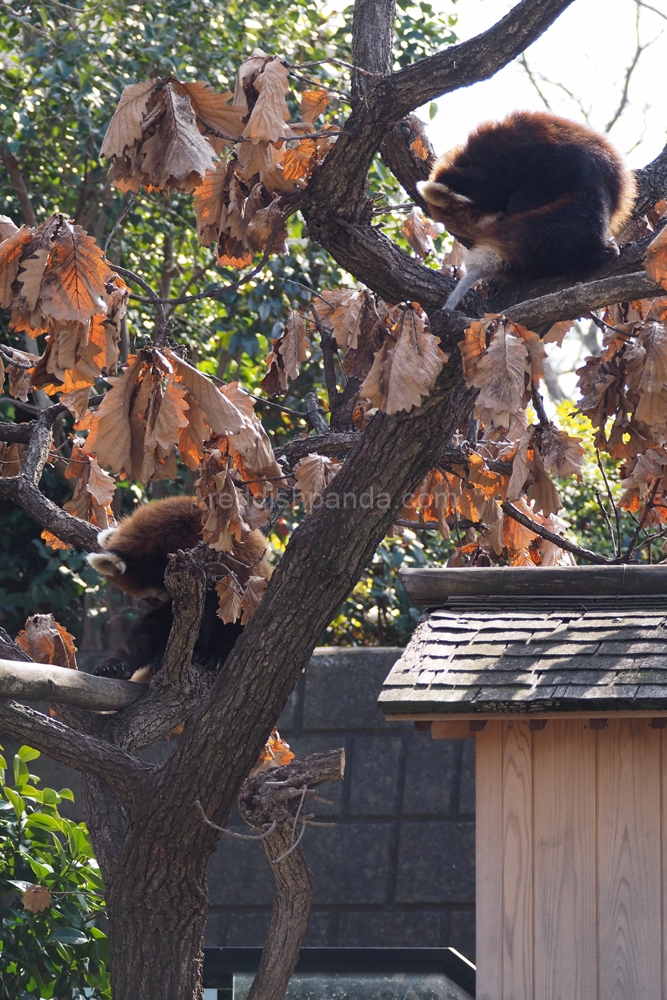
[253,729,295,772]
[38,221,111,323]
[645,227,667,290]
[0,226,33,308]
[459,318,492,383]
[16,613,77,669]
[41,529,71,551]
[300,88,330,123]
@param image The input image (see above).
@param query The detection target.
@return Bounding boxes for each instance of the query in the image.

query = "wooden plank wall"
[476,719,666,1000]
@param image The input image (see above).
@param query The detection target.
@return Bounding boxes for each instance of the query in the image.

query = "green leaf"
[26,812,62,832]
[50,927,88,946]
[57,788,75,802]
[4,786,25,817]
[41,788,59,806]
[17,746,40,763]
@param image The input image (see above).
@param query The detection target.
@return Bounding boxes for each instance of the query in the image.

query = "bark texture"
[2,1,667,999]
[240,750,345,1000]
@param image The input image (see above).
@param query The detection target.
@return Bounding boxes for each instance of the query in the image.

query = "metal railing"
[203,947,476,998]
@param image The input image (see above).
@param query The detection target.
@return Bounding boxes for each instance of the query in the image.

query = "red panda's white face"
[87,528,168,599]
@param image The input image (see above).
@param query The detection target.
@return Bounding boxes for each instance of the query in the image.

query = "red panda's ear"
[87,552,127,579]
[417,180,450,207]
[417,181,473,207]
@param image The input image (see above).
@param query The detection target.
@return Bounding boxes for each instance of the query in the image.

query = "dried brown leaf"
[300,89,330,123]
[277,310,308,379]
[100,80,159,159]
[240,574,268,623]
[295,453,341,512]
[472,321,530,428]
[0,226,33,308]
[360,308,447,415]
[16,613,77,669]
[401,207,442,259]
[39,220,113,323]
[539,426,585,478]
[216,575,244,623]
[459,319,490,383]
[168,351,245,436]
[138,84,217,193]
[645,226,667,290]
[22,886,52,913]
[80,355,144,474]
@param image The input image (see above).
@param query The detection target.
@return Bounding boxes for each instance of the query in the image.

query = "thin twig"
[270,821,307,864]
[596,447,622,554]
[196,800,277,840]
[103,193,138,256]
[623,478,660,561]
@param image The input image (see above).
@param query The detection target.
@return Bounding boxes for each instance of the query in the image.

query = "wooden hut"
[379,566,667,1000]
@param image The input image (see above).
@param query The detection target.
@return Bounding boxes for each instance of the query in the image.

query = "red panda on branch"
[86,496,272,680]
[417,111,636,312]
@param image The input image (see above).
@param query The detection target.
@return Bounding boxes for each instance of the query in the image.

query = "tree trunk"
[247,835,314,1000]
[104,826,214,1000]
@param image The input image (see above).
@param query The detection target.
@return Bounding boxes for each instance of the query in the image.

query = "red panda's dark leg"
[92,602,175,679]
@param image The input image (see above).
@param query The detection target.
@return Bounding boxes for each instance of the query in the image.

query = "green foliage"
[0,745,109,1000]
[0,0,462,648]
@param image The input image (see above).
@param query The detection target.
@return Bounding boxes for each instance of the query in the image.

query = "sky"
[421,0,666,169]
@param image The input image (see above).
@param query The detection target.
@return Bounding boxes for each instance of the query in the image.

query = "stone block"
[307,823,393,904]
[303,648,403,731]
[337,909,442,947]
[402,737,459,817]
[395,822,475,904]
[447,907,476,962]
[207,819,275,906]
[348,735,404,817]
[302,910,333,946]
[458,739,475,817]
[224,910,271,946]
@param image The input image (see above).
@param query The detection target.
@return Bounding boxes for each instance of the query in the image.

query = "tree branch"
[0,700,151,798]
[160,548,207,689]
[351,0,395,102]
[500,501,612,564]
[0,420,35,444]
[633,142,667,217]
[0,659,145,710]
[239,749,345,1000]
[504,271,665,329]
[0,144,37,227]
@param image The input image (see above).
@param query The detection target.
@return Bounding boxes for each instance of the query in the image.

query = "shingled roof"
[379,567,667,717]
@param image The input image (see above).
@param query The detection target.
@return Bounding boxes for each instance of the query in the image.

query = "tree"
[1,0,667,998]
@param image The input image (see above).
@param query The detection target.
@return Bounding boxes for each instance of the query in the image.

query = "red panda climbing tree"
[1,0,667,998]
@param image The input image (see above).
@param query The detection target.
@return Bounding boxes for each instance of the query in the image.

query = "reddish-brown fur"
[86,496,271,679]
[418,111,636,311]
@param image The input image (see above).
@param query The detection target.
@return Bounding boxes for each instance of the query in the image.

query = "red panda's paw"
[92,658,133,680]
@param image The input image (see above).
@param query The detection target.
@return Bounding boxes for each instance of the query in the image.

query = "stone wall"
[1,648,476,961]
[206,648,476,960]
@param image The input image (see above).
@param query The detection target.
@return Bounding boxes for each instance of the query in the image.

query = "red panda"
[87,495,271,680]
[417,111,636,312]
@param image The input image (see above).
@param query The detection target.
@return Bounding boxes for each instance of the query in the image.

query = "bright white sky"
[422,0,666,168]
